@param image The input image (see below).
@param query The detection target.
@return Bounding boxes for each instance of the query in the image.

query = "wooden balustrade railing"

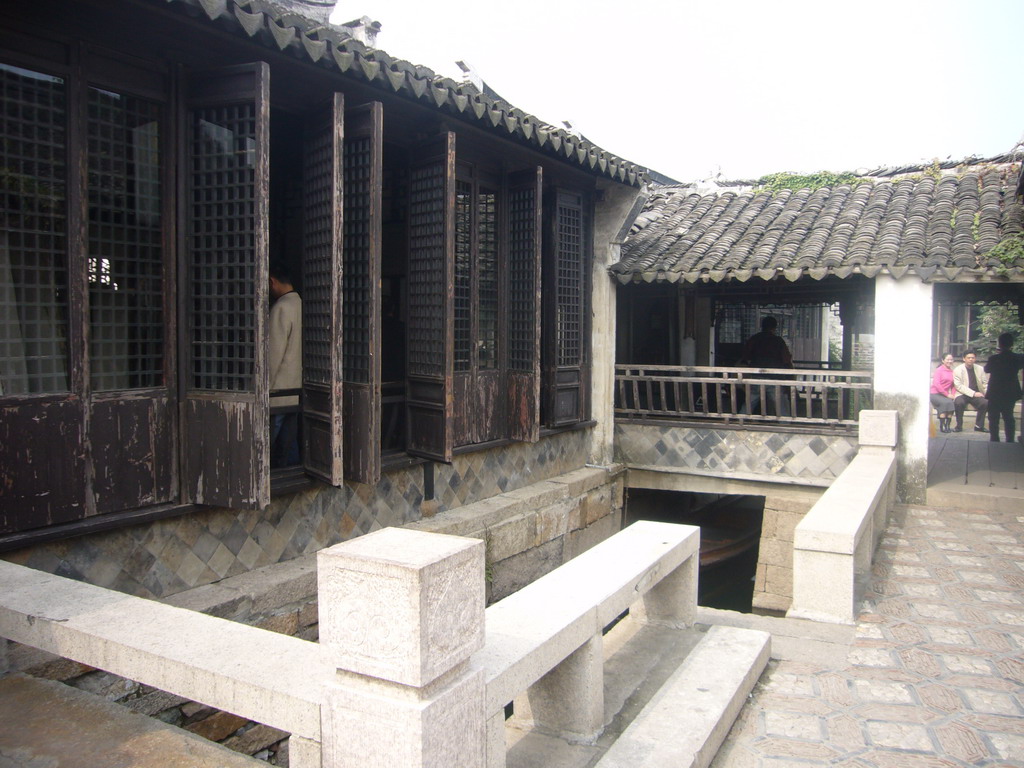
[614,365,873,428]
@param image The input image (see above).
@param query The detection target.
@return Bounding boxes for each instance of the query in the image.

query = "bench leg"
[511,633,604,744]
[631,553,698,628]
[486,711,506,768]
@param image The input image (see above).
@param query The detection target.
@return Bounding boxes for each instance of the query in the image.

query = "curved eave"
[166,0,645,187]
[609,264,1024,285]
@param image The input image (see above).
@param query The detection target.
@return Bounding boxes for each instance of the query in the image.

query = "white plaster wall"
[873,276,933,503]
[591,184,643,466]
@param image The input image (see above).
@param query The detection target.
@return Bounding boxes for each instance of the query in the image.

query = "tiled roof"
[613,161,1024,283]
[162,0,644,186]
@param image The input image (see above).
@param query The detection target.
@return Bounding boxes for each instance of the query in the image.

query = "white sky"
[333,0,1024,182]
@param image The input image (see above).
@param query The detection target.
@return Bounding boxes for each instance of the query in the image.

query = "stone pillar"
[591,184,644,466]
[511,634,604,744]
[873,275,932,503]
[317,528,486,768]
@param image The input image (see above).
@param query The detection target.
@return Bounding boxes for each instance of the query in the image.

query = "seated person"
[930,353,956,433]
[952,349,988,432]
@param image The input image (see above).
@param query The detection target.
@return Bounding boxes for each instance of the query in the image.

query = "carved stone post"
[318,528,486,767]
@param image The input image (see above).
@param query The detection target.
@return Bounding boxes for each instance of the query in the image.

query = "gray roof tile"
[164,0,643,186]
[614,161,1024,282]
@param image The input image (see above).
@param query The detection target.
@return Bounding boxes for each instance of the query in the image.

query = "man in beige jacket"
[952,349,988,433]
[269,261,302,466]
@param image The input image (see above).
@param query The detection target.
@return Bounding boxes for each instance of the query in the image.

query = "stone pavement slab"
[711,503,1024,767]
[0,673,261,768]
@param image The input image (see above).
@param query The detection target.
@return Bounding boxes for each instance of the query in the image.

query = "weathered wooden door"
[544,188,590,427]
[506,167,543,442]
[300,92,346,486]
[340,101,383,483]
[182,63,270,509]
[85,62,176,515]
[405,132,455,461]
[453,165,504,445]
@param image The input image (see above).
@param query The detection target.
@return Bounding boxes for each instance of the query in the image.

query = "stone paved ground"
[712,504,1024,767]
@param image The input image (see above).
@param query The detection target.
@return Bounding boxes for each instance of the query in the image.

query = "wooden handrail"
[614,365,873,428]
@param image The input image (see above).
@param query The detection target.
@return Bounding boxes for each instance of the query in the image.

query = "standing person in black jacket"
[984,332,1024,443]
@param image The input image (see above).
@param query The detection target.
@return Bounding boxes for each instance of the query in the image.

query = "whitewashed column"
[318,528,486,768]
[873,275,932,503]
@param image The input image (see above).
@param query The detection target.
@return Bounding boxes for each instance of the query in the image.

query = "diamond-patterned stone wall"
[614,423,858,481]
[1,430,590,599]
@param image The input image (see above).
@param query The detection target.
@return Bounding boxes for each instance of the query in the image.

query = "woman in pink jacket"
[930,353,956,433]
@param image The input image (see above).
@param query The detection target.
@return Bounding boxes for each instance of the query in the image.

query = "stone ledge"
[405,469,623,558]
[163,553,317,621]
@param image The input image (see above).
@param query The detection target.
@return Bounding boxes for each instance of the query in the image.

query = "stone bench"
[474,520,700,765]
[595,624,770,768]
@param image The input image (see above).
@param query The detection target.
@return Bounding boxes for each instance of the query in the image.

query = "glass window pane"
[0,63,69,396]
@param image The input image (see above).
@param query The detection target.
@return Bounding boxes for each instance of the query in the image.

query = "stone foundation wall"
[405,464,625,602]
[615,423,857,484]
[1,430,591,600]
[752,495,818,615]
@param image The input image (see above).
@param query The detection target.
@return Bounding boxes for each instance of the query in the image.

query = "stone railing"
[0,559,326,766]
[788,410,899,624]
[0,520,699,767]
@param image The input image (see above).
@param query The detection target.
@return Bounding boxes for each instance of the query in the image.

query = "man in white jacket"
[952,349,988,433]
[269,261,302,466]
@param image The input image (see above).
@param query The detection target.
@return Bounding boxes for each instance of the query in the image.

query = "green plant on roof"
[986,234,1024,276]
[755,171,860,193]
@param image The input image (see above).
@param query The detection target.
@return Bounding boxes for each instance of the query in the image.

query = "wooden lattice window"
[189,104,259,392]
[408,159,450,380]
[478,187,499,371]
[343,135,373,385]
[508,181,538,373]
[0,62,69,396]
[87,87,164,391]
[303,109,335,393]
[454,177,472,372]
[556,191,583,368]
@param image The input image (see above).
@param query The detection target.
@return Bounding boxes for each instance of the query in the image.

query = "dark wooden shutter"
[341,102,383,483]
[406,133,455,461]
[543,188,588,427]
[301,92,345,485]
[182,63,269,509]
[507,167,543,442]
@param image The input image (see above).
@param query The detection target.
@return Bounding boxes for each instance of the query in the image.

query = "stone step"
[595,624,770,768]
[926,483,1024,512]
[0,673,263,768]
